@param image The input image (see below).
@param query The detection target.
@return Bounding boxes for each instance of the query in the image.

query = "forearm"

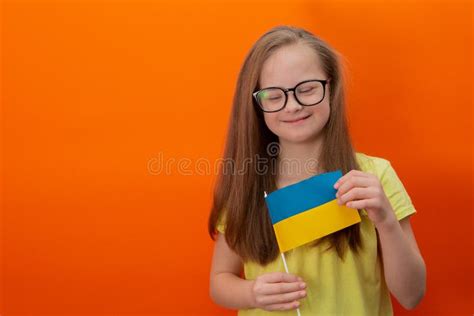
[210,272,255,310]
[376,219,426,309]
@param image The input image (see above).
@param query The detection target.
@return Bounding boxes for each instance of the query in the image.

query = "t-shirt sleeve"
[377,159,417,221]
[216,210,227,234]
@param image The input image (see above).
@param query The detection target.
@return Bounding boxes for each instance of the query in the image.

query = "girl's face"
[258,42,330,144]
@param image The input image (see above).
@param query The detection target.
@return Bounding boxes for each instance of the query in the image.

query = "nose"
[283,91,303,113]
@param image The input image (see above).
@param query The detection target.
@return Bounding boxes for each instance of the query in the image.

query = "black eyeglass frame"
[252,79,330,113]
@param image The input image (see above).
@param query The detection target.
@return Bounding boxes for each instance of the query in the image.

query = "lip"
[282,114,312,123]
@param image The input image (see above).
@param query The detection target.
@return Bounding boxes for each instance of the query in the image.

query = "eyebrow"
[260,78,325,90]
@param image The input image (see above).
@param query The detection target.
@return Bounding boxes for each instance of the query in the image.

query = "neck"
[276,134,325,186]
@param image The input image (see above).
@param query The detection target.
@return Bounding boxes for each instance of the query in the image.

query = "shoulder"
[355,152,392,177]
[355,152,417,221]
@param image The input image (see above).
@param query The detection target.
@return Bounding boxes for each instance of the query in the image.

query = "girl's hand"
[249,272,307,311]
[334,169,397,229]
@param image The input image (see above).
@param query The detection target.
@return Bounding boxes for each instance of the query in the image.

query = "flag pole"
[264,191,302,316]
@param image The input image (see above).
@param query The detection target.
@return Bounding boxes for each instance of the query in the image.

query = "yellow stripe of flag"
[273,199,361,252]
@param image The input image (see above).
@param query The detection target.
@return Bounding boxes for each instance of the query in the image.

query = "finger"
[262,272,301,284]
[260,281,306,295]
[334,170,371,189]
[260,289,307,305]
[338,187,375,205]
[266,300,300,311]
[336,176,372,198]
[347,198,377,209]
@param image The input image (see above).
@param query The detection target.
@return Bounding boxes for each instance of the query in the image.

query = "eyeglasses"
[253,79,329,113]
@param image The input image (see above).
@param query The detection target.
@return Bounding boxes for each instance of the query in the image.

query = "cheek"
[305,100,331,127]
[263,113,280,132]
[313,102,330,121]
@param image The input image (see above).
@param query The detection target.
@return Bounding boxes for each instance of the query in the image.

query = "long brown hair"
[208,25,363,266]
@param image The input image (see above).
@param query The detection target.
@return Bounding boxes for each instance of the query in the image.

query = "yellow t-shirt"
[216,152,417,316]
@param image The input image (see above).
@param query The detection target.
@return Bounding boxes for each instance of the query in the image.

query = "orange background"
[1,0,472,315]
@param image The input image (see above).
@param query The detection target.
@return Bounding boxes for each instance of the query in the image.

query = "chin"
[279,130,321,144]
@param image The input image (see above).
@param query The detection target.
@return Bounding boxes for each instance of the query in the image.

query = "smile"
[282,114,312,124]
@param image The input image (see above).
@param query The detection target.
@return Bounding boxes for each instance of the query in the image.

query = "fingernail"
[297,277,303,281]
[300,282,306,289]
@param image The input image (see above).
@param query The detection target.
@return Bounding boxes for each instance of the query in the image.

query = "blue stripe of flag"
[265,170,343,224]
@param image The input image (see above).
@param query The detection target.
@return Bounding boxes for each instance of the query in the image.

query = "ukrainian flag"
[264,170,361,253]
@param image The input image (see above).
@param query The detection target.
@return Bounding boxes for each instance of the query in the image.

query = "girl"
[208,25,426,315]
